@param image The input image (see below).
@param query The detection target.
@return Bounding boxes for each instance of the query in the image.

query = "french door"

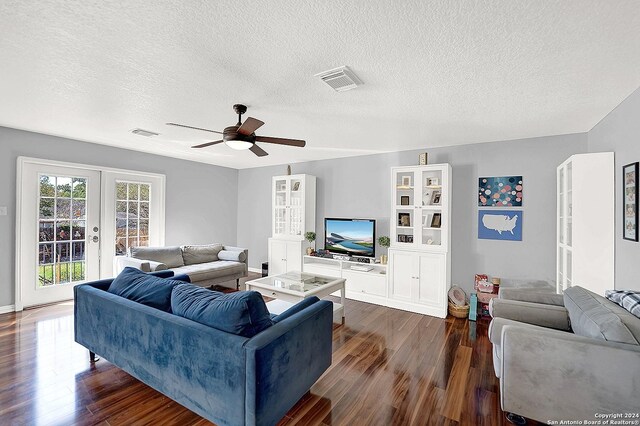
[18,162,101,308]
[16,158,165,310]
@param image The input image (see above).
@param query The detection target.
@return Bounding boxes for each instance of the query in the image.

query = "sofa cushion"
[130,246,185,268]
[107,267,182,312]
[218,250,247,262]
[564,286,640,345]
[181,244,224,265]
[171,284,273,337]
[171,261,246,282]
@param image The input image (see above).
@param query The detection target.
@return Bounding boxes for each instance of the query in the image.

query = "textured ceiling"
[1,1,639,169]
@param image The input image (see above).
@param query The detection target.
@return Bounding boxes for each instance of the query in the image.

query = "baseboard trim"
[248,267,262,274]
[0,305,16,314]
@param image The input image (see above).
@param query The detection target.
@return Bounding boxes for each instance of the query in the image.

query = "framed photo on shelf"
[623,162,638,241]
[425,177,439,187]
[292,181,301,191]
[430,213,442,228]
[400,195,410,205]
[401,176,412,187]
[398,234,406,243]
[430,190,442,205]
[407,235,414,243]
[398,213,411,227]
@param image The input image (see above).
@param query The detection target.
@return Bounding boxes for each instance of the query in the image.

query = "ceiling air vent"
[315,66,363,92]
[131,128,159,137]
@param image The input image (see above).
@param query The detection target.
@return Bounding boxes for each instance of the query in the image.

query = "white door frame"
[15,157,166,311]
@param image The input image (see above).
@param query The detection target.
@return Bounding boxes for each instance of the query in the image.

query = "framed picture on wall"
[623,162,638,241]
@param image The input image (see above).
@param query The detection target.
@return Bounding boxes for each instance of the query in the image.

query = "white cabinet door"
[285,240,302,272]
[269,239,287,276]
[417,253,444,306]
[389,250,414,300]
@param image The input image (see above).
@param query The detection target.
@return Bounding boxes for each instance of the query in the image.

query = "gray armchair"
[489,286,640,423]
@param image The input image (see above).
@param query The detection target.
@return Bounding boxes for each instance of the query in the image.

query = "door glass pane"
[290,179,303,207]
[274,208,286,234]
[114,181,151,255]
[274,179,287,206]
[37,174,88,287]
[289,207,302,236]
[395,171,415,206]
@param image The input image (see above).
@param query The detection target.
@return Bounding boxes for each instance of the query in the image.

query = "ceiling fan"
[166,104,306,157]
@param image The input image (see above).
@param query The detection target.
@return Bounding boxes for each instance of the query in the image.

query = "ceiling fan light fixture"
[225,139,253,150]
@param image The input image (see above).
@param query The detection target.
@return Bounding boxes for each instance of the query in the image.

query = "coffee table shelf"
[245,271,345,323]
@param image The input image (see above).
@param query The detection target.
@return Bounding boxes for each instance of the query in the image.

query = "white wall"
[238,133,587,294]
[588,87,640,291]
[0,126,239,308]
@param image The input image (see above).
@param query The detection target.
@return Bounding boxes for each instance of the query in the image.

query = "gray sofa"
[115,244,248,289]
[489,286,640,422]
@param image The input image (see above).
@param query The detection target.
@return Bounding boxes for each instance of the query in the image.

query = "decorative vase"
[287,165,292,175]
[306,247,313,256]
[380,254,388,265]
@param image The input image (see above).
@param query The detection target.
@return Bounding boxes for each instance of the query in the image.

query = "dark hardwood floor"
[0,274,538,425]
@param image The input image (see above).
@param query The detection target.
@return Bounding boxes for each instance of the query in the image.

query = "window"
[115,181,151,255]
[37,174,87,286]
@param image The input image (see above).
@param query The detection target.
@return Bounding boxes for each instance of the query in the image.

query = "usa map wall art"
[478,176,523,207]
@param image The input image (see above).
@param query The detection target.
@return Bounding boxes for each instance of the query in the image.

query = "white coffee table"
[245,271,345,323]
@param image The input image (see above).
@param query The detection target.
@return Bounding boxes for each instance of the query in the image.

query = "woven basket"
[448,301,470,319]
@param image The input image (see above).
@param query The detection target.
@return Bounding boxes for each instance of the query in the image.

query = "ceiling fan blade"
[167,122,223,135]
[238,117,265,136]
[249,144,269,157]
[254,136,306,147]
[191,140,224,148]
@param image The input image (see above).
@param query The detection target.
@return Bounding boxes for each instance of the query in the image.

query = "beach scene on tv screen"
[325,220,374,256]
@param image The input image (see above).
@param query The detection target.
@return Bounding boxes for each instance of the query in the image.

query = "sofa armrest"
[114,256,151,273]
[498,288,564,306]
[500,324,640,421]
[489,298,570,330]
[244,299,333,426]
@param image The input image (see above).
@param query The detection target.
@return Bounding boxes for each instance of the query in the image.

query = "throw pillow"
[108,267,182,312]
[130,246,185,268]
[181,244,224,265]
[606,290,640,318]
[218,250,247,262]
[171,284,273,337]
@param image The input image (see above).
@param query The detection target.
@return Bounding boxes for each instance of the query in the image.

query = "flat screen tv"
[324,218,376,258]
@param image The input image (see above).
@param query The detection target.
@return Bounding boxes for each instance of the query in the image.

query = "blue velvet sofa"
[74,271,334,426]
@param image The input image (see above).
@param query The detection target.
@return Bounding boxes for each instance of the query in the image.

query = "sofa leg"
[506,413,526,425]
[89,351,99,363]
[236,278,240,290]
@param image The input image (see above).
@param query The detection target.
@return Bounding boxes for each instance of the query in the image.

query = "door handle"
[91,235,99,243]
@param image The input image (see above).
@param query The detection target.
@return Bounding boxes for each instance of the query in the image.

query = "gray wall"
[588,87,640,291]
[238,133,587,293]
[0,126,238,307]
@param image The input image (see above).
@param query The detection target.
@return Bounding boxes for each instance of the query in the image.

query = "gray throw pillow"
[130,246,185,268]
[181,244,224,265]
[218,250,247,262]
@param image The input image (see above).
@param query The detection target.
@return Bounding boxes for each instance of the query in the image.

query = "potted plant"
[304,231,316,255]
[378,236,390,264]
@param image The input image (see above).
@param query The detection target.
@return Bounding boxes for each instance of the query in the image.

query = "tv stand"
[302,256,387,305]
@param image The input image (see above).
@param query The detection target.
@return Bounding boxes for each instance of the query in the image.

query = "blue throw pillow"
[171,284,273,337]
[108,267,182,312]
